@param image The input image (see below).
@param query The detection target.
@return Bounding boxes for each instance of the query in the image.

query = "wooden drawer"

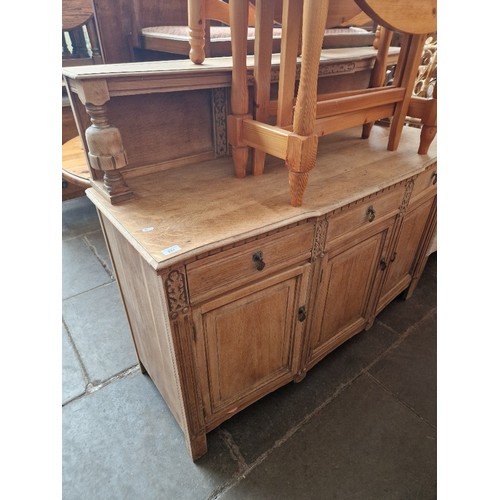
[326,183,406,244]
[411,163,437,202]
[186,223,314,304]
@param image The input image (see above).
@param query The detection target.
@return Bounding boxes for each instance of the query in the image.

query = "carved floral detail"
[318,62,356,77]
[413,34,437,98]
[212,88,228,157]
[266,61,356,84]
[312,218,328,261]
[166,269,189,319]
[400,178,415,215]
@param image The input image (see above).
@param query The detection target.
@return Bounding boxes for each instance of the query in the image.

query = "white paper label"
[161,245,182,255]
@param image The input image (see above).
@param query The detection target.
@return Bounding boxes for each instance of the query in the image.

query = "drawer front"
[411,163,437,201]
[187,223,314,304]
[326,183,406,244]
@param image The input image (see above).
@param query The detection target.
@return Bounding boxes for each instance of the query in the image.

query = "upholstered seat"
[138,0,375,63]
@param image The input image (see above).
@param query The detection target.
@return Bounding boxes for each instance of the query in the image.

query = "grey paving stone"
[369,309,437,427]
[62,372,239,500]
[220,374,436,500]
[85,229,114,277]
[62,282,137,384]
[420,251,437,284]
[62,323,87,404]
[62,196,101,240]
[376,253,437,335]
[220,321,399,464]
[62,236,113,299]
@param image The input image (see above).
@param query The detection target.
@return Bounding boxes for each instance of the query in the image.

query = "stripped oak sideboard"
[85,125,436,460]
[63,50,435,460]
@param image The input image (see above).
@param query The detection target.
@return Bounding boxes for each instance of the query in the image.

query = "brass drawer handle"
[431,171,437,185]
[252,251,266,271]
[379,257,387,271]
[367,206,376,223]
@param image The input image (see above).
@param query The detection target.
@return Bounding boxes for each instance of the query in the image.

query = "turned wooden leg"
[362,122,375,139]
[288,171,309,207]
[284,0,328,206]
[232,146,249,178]
[418,125,437,155]
[252,0,275,176]
[362,26,393,140]
[286,131,319,207]
[388,34,426,151]
[418,85,437,154]
[188,0,205,64]
[252,149,266,176]
[228,0,250,178]
[85,103,134,204]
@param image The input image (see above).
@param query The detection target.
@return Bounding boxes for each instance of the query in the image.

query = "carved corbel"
[71,78,133,204]
[84,103,133,204]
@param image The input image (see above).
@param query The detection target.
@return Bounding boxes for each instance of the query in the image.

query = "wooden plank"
[315,87,404,118]
[314,103,395,135]
[268,84,403,117]
[241,119,291,159]
[62,47,399,81]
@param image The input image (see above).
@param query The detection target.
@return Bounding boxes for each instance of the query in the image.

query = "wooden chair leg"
[252,0,275,175]
[188,0,206,64]
[362,26,393,139]
[388,34,426,151]
[276,0,302,128]
[286,0,328,206]
[418,124,436,155]
[418,84,437,154]
[229,0,251,177]
[288,171,310,207]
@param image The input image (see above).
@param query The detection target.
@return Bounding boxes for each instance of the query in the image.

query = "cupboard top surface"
[87,125,436,270]
[62,47,397,80]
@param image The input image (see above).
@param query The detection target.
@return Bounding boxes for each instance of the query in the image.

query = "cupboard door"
[376,195,435,313]
[307,222,393,368]
[193,265,309,429]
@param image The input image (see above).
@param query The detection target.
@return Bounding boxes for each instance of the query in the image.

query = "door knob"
[252,251,266,271]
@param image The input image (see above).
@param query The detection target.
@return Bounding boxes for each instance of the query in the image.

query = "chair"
[62,0,104,66]
[227,0,437,206]
[140,0,259,64]
[62,0,102,199]
[139,0,375,64]
[407,34,437,154]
